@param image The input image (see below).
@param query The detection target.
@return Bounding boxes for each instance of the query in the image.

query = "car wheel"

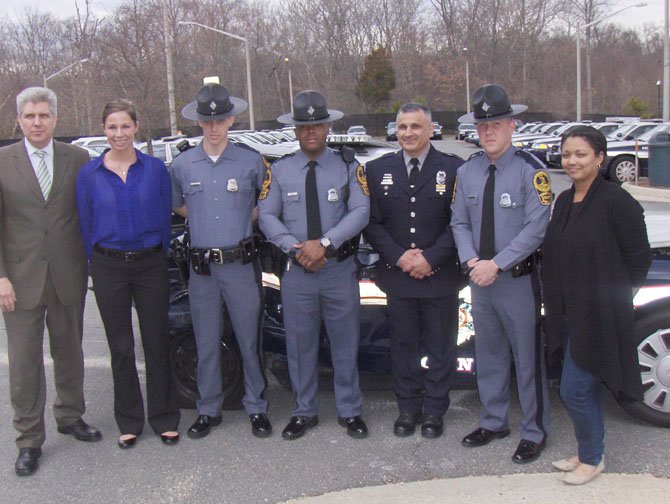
[168,317,245,411]
[267,354,292,389]
[608,156,637,184]
[618,310,670,427]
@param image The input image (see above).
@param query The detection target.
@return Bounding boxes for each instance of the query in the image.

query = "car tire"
[618,309,670,427]
[607,155,637,184]
[168,312,245,411]
[267,354,292,389]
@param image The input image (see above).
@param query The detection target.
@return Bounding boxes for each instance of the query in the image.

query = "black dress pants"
[91,249,180,435]
[387,293,459,418]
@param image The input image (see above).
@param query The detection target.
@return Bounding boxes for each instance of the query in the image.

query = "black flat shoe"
[393,413,422,437]
[421,415,444,439]
[57,419,102,442]
[117,435,137,449]
[512,438,546,464]
[15,448,41,476]
[461,427,510,447]
[281,415,318,440]
[338,416,368,439]
[160,432,180,445]
[187,415,222,439]
[250,413,272,438]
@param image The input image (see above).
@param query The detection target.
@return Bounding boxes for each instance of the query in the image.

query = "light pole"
[463,47,470,114]
[162,0,177,135]
[575,2,646,120]
[178,20,255,130]
[284,57,294,112]
[43,58,89,88]
[658,80,663,118]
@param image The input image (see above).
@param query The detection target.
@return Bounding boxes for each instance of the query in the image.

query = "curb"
[623,181,670,202]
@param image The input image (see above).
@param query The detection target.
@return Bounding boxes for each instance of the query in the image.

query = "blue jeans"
[559,341,604,465]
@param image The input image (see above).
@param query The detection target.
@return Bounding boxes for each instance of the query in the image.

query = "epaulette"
[376,150,399,161]
[231,141,262,156]
[273,151,298,165]
[337,145,356,164]
[467,151,485,161]
[515,149,546,170]
[437,151,465,162]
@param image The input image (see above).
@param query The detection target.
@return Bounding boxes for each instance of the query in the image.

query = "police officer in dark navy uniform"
[258,90,370,440]
[451,85,551,463]
[364,103,463,439]
[171,79,271,439]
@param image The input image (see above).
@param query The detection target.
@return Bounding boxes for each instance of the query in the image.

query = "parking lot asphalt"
[0,139,668,503]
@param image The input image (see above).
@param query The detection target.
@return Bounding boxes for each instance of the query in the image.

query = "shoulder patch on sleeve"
[515,149,546,171]
[258,166,272,200]
[452,175,458,204]
[467,151,485,161]
[532,170,552,206]
[356,164,369,196]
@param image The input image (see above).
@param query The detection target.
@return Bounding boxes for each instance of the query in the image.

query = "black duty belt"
[511,252,539,278]
[190,235,260,266]
[94,244,162,261]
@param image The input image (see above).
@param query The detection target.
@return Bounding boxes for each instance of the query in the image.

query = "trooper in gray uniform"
[450,85,551,464]
[258,90,370,440]
[171,80,271,439]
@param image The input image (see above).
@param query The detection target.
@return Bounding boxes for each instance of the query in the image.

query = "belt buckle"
[209,248,222,264]
[124,251,140,261]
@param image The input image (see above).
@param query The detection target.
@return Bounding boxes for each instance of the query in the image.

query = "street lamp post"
[575,2,646,121]
[658,80,663,118]
[463,47,470,114]
[284,57,294,112]
[43,58,89,88]
[178,21,255,130]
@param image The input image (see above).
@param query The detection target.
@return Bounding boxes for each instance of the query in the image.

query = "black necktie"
[479,164,496,260]
[408,158,420,186]
[305,160,322,240]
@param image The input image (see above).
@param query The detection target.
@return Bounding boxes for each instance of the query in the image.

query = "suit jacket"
[0,140,89,309]
[364,146,463,298]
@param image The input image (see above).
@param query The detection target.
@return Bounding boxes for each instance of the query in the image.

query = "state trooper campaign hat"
[276,90,344,125]
[181,77,247,122]
[458,84,527,124]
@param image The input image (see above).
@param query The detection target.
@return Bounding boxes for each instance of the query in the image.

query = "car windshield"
[638,124,670,143]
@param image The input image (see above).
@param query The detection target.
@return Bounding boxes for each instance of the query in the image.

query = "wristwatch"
[320,236,335,257]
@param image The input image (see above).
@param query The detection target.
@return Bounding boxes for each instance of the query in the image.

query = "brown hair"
[102,99,138,125]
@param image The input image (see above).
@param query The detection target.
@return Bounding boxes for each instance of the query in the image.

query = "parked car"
[346,125,367,136]
[603,123,670,184]
[456,123,475,140]
[431,122,443,140]
[386,122,397,141]
[165,218,670,428]
[71,136,110,153]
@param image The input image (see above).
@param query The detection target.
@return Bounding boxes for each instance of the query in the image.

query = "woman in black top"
[542,126,651,485]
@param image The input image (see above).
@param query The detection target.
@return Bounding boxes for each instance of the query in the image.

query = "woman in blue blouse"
[76,99,180,448]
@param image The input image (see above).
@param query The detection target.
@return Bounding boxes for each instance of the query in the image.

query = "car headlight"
[513,141,523,147]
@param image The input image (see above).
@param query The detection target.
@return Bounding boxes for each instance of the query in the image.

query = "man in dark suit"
[0,87,101,477]
[364,102,463,438]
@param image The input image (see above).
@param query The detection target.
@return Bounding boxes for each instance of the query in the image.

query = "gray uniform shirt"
[258,148,370,253]
[170,141,265,248]
[450,145,551,271]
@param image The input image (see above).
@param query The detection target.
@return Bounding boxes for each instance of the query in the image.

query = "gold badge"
[532,170,552,206]
[258,167,272,200]
[356,164,369,196]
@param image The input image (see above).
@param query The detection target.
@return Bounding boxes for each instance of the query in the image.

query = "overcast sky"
[0,0,666,29]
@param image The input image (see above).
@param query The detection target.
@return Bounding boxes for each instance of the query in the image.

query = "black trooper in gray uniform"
[171,80,271,439]
[258,90,370,440]
[450,85,552,464]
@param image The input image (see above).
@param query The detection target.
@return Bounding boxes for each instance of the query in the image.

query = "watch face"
[320,237,331,248]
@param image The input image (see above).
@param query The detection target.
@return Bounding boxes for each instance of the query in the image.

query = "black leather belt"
[94,244,162,261]
[201,246,244,264]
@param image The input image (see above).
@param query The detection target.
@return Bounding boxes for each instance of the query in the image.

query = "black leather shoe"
[57,419,102,442]
[250,413,272,438]
[281,415,318,440]
[393,413,422,437]
[338,416,368,439]
[187,415,222,439]
[512,438,546,464]
[160,432,179,445]
[421,415,444,439]
[15,448,41,476]
[461,427,510,447]
[118,435,137,449]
